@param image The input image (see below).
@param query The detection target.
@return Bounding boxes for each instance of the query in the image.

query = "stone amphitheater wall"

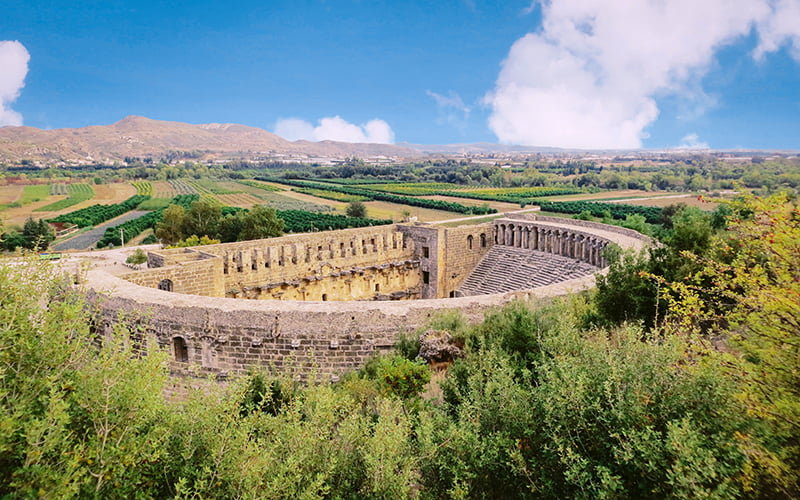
[87,216,651,380]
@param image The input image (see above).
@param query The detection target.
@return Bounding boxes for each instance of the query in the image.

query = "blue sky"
[2,0,799,149]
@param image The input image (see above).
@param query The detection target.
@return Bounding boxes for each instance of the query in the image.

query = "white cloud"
[0,40,30,127]
[486,0,800,149]
[678,133,710,150]
[426,90,471,129]
[274,115,394,144]
[754,0,800,60]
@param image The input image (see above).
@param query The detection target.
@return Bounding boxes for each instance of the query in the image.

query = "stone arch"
[467,234,474,250]
[480,233,487,248]
[158,279,173,292]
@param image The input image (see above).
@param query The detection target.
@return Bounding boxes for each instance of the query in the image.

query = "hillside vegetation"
[0,193,798,498]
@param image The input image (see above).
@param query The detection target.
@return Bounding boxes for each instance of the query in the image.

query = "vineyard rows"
[238,180,284,192]
[537,201,663,223]
[352,182,581,204]
[191,179,244,195]
[152,182,177,198]
[97,195,199,247]
[49,183,69,196]
[294,187,369,203]
[168,179,199,195]
[131,181,154,196]
[36,184,95,212]
[258,178,497,215]
[277,210,392,233]
[50,194,150,228]
[215,193,264,207]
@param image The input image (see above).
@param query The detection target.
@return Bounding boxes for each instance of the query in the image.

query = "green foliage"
[125,248,147,265]
[372,355,430,400]
[169,235,221,248]
[423,299,759,499]
[130,181,153,196]
[1,253,796,497]
[154,204,188,245]
[278,209,392,233]
[3,217,56,251]
[135,197,172,210]
[237,179,283,192]
[593,246,662,328]
[345,200,367,218]
[667,193,800,495]
[97,194,198,247]
[19,184,50,205]
[35,183,94,212]
[257,177,498,215]
[50,194,151,228]
[183,198,222,238]
[234,205,284,241]
[0,259,172,498]
[294,187,370,202]
[538,200,663,223]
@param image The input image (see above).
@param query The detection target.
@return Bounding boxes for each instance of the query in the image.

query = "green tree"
[217,212,245,243]
[154,204,187,245]
[593,246,661,328]
[184,198,221,239]
[422,299,757,499]
[346,200,367,218]
[21,217,54,250]
[238,205,284,241]
[668,193,800,495]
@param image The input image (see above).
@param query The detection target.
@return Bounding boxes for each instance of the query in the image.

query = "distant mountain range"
[1,116,789,165]
[0,116,422,164]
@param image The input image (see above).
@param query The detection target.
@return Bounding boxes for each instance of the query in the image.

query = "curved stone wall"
[85,216,650,379]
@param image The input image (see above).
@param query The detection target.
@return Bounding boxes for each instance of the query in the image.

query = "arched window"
[173,337,188,363]
[480,233,487,248]
[375,283,381,292]
[467,235,474,250]
[322,294,328,301]
[158,279,173,292]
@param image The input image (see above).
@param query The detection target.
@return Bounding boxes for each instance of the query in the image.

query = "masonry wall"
[397,224,441,298]
[439,223,495,297]
[143,226,419,301]
[87,270,599,381]
[227,260,421,301]
[122,258,225,297]
[87,216,652,381]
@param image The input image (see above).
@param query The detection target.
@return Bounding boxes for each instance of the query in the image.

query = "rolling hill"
[0,116,420,163]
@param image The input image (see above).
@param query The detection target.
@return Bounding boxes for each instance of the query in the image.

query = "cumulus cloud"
[678,133,710,150]
[487,0,800,149]
[427,90,471,129]
[274,116,394,144]
[0,40,30,127]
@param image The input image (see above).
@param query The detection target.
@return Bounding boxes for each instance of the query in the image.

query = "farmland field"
[420,195,522,214]
[215,192,264,208]
[169,179,199,195]
[35,184,95,212]
[152,181,178,198]
[612,193,718,209]
[0,185,23,205]
[361,200,463,222]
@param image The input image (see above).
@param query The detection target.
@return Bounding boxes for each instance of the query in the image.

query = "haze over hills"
[0,116,794,166]
[0,116,421,164]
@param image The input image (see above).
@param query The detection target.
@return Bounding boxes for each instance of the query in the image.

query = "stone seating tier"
[457,245,598,296]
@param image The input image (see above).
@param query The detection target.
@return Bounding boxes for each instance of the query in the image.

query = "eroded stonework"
[85,215,650,380]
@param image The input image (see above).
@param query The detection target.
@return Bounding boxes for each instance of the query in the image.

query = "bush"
[125,248,147,265]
